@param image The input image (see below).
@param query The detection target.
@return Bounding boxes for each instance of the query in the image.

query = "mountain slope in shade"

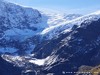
[0,56,22,75]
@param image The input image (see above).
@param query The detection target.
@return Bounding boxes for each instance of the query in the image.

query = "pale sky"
[6,0,100,14]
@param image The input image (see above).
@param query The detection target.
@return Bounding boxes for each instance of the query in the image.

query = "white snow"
[40,11,81,27]
[40,10,100,39]
[1,54,26,67]
[24,70,33,73]
[29,55,58,66]
[2,54,57,66]
[0,1,44,41]
[2,54,54,66]
[29,56,50,66]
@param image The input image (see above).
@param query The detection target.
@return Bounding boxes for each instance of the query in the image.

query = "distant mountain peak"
[40,10,100,40]
[91,10,100,15]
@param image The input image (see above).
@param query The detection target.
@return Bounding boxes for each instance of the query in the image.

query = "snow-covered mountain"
[64,14,82,20]
[0,0,45,54]
[41,12,81,27]
[40,11,100,39]
[1,0,100,75]
[1,9,100,75]
[0,0,82,55]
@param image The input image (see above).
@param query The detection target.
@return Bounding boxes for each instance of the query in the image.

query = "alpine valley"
[0,0,100,75]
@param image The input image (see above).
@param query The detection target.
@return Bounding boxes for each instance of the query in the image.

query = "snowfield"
[40,10,100,39]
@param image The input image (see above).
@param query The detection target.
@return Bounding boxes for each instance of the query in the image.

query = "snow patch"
[29,56,50,66]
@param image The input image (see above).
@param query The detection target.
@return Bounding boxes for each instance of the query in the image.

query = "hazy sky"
[7,0,100,14]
